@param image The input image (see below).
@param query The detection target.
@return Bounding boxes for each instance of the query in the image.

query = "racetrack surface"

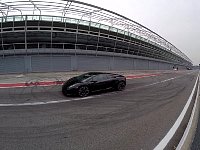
[0,70,198,150]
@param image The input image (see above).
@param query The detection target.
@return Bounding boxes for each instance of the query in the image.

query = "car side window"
[82,76,93,82]
[92,74,108,82]
[106,74,114,79]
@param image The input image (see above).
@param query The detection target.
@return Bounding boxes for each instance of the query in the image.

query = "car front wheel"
[116,81,126,91]
[78,86,90,97]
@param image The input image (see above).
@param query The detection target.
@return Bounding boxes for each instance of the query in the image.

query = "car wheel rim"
[79,87,89,97]
[118,82,125,90]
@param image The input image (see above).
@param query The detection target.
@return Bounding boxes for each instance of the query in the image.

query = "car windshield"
[76,73,94,82]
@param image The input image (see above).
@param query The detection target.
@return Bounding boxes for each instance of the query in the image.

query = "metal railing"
[0,42,186,65]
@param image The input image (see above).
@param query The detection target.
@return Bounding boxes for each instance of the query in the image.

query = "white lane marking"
[0,71,197,107]
[0,96,94,107]
[0,84,61,89]
[126,77,180,92]
[176,73,200,149]
[153,74,199,150]
[140,71,195,88]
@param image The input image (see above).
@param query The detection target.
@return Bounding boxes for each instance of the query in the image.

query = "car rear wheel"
[116,81,126,91]
[78,86,90,97]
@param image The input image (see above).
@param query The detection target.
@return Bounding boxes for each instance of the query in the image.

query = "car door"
[90,74,108,92]
[103,74,116,89]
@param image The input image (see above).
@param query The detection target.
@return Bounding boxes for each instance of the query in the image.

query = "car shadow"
[64,88,116,98]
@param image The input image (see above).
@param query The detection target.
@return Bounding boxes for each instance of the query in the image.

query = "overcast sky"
[82,0,200,65]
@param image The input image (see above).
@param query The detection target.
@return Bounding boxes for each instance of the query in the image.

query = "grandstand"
[0,0,192,73]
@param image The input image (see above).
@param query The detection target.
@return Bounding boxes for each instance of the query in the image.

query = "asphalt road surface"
[0,70,198,150]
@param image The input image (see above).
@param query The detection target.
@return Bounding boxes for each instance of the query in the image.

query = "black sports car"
[62,72,126,97]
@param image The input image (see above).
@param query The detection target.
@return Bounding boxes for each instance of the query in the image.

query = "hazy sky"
[82,0,200,65]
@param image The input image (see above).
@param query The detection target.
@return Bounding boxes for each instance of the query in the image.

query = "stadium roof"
[0,0,192,64]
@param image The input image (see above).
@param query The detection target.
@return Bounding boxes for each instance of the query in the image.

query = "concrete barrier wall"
[0,54,177,74]
[77,56,110,71]
[31,56,71,72]
[0,56,26,73]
